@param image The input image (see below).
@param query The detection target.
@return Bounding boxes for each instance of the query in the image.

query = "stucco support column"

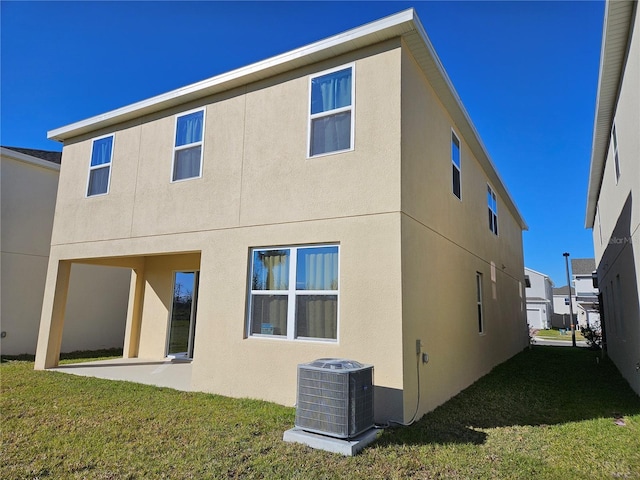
[35,259,71,370]
[123,266,145,358]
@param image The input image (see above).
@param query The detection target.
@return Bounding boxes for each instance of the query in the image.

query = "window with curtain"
[487,185,498,235]
[173,109,204,181]
[452,132,461,199]
[309,66,353,157]
[248,245,339,340]
[87,135,114,196]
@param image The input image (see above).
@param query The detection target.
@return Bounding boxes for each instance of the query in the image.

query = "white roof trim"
[524,266,551,280]
[585,0,636,228]
[47,9,416,142]
[47,8,526,229]
[0,147,61,171]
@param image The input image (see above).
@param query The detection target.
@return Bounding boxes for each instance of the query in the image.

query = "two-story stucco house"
[571,258,600,329]
[586,0,639,395]
[552,285,578,329]
[36,9,528,422]
[524,267,554,330]
[1,146,130,355]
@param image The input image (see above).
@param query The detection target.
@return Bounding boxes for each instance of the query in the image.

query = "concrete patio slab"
[50,357,192,391]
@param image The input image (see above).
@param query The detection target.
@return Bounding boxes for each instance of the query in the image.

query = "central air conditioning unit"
[295,358,374,439]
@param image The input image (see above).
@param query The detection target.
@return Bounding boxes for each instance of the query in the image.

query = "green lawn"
[2,346,639,479]
[536,328,586,341]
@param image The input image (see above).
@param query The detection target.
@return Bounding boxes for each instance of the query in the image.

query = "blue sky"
[1,1,604,286]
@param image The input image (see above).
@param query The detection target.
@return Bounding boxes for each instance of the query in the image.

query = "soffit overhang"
[585,0,636,228]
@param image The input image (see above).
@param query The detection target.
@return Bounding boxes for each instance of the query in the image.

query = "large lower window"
[87,135,113,196]
[172,109,204,181]
[248,245,339,341]
[309,65,354,157]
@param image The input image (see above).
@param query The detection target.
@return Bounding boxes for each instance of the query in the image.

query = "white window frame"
[307,63,355,159]
[171,107,206,183]
[612,123,620,184]
[166,270,200,359]
[488,184,498,236]
[247,244,340,342]
[476,272,484,334]
[451,130,462,200]
[86,133,114,198]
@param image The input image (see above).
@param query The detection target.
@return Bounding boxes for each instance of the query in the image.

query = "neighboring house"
[36,9,529,422]
[524,267,553,330]
[1,146,131,355]
[585,0,639,395]
[552,285,578,329]
[571,258,600,329]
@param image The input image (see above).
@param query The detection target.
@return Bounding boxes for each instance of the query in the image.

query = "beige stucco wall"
[39,36,526,420]
[1,154,131,355]
[51,40,402,245]
[137,253,201,358]
[592,4,640,395]
[40,41,406,421]
[399,46,528,419]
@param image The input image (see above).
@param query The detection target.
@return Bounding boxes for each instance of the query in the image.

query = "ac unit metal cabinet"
[295,358,374,439]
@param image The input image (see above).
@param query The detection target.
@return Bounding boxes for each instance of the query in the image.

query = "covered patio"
[50,357,193,392]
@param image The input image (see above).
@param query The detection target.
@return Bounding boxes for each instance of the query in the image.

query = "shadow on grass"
[1,348,123,364]
[379,346,640,446]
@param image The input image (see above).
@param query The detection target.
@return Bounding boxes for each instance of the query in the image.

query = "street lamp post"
[563,252,577,347]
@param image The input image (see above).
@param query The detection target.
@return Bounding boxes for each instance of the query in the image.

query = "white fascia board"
[0,147,61,171]
[585,0,636,228]
[47,9,416,142]
[524,267,550,280]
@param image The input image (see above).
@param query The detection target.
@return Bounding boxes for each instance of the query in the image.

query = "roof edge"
[409,13,527,231]
[585,0,636,228]
[0,147,61,171]
[47,9,416,142]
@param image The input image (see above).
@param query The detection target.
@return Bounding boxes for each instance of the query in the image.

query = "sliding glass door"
[167,271,199,359]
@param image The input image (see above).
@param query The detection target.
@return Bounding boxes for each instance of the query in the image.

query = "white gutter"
[48,9,416,142]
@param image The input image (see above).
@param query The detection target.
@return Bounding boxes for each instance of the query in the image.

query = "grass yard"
[536,328,586,341]
[2,346,639,479]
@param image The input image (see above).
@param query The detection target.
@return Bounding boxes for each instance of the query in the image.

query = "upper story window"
[309,65,354,157]
[612,123,620,183]
[248,244,339,341]
[487,185,498,235]
[172,109,204,181]
[451,131,461,199]
[87,135,114,197]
